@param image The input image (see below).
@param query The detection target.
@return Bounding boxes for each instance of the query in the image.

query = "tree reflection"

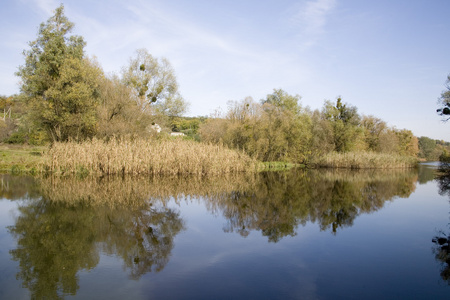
[4,168,422,297]
[432,232,450,284]
[0,174,41,200]
[433,163,450,285]
[7,176,185,299]
[9,201,100,299]
[208,169,418,240]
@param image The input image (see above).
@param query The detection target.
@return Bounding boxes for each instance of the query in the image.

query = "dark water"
[0,165,449,299]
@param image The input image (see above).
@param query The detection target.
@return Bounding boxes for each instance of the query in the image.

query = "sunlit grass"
[46,138,259,175]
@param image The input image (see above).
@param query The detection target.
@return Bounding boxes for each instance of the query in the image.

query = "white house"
[170,132,185,137]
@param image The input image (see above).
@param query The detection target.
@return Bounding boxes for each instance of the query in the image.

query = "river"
[0,164,448,299]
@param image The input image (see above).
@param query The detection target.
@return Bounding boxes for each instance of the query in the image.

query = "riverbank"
[0,144,46,174]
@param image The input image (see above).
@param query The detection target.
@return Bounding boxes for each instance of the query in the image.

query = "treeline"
[0,5,445,167]
[198,91,419,164]
[418,136,450,161]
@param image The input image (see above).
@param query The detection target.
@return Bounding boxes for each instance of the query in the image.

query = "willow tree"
[16,5,101,142]
[122,49,188,127]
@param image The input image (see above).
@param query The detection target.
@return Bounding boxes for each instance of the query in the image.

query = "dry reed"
[313,151,418,169]
[45,138,258,176]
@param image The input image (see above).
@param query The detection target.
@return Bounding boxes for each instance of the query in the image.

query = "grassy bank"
[312,151,418,169]
[0,144,46,174]
[47,138,258,175]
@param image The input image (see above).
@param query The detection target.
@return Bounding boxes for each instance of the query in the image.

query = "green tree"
[418,136,437,160]
[322,98,363,152]
[16,5,100,142]
[309,109,335,158]
[361,115,387,151]
[395,129,419,157]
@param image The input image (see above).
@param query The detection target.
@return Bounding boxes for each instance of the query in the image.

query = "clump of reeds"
[45,138,258,176]
[313,151,418,169]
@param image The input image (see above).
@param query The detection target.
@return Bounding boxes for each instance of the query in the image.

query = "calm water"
[0,165,449,299]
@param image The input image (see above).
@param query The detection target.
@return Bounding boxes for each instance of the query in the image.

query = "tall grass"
[313,151,418,169]
[45,138,258,175]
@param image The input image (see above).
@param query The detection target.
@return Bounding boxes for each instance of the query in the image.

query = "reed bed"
[45,138,258,176]
[313,151,418,169]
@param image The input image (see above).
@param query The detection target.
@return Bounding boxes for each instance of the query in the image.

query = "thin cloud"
[29,0,58,16]
[291,0,337,47]
[124,0,253,57]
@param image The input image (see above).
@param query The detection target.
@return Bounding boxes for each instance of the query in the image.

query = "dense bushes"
[199,91,420,165]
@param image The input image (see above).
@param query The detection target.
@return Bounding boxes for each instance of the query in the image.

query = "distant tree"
[418,136,437,160]
[395,129,419,157]
[16,5,100,142]
[322,97,363,152]
[309,109,335,158]
[261,88,301,115]
[361,115,387,151]
[205,90,312,163]
[437,74,450,120]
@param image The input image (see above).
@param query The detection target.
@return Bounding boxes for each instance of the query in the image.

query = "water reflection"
[432,233,450,284]
[206,169,419,241]
[0,168,426,298]
[4,176,185,299]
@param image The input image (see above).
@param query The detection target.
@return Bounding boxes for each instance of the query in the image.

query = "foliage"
[33,57,101,141]
[418,136,445,161]
[361,115,387,151]
[197,91,427,166]
[96,74,152,138]
[199,90,312,163]
[322,98,364,152]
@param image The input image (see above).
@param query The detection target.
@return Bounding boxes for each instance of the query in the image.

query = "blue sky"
[1,0,449,140]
